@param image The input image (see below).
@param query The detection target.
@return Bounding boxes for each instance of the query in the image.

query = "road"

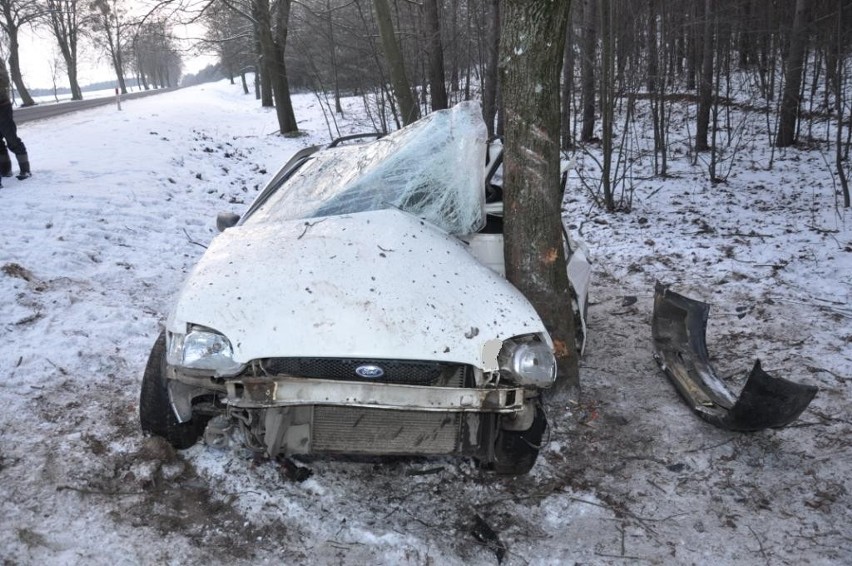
[16,88,177,124]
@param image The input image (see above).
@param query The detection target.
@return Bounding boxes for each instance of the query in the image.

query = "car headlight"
[498,337,557,388]
[167,327,244,376]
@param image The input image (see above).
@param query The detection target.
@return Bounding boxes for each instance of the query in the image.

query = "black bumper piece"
[652,283,817,431]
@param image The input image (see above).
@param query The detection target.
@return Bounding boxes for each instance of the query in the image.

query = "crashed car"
[140,102,590,474]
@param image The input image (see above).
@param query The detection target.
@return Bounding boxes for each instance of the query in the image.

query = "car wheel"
[139,331,205,449]
[491,403,547,475]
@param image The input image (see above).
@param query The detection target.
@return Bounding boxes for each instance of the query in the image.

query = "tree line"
[197,0,852,209]
[1,0,184,105]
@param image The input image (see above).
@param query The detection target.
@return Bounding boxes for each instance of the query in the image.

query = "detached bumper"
[652,283,817,431]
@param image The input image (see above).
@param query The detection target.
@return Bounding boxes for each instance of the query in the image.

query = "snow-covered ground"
[1,80,850,564]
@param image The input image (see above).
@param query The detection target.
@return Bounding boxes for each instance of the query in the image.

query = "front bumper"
[224,376,525,412]
[167,369,527,422]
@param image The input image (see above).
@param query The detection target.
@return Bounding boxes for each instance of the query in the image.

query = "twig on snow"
[747,525,771,565]
[183,228,208,249]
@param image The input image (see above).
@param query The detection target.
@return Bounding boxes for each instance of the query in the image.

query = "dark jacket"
[0,63,11,106]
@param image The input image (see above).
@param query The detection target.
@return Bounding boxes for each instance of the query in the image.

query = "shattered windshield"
[244,102,487,235]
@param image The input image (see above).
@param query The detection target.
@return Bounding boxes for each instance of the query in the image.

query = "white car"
[140,102,590,474]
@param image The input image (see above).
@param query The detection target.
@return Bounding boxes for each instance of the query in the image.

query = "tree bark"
[253,0,297,133]
[482,0,500,137]
[500,0,578,393]
[46,0,83,100]
[373,0,419,125]
[424,0,448,111]
[273,0,298,134]
[695,0,713,151]
[560,8,575,150]
[776,0,808,147]
[580,0,597,142]
[3,21,35,106]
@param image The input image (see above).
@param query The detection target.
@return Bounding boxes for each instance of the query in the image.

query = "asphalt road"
[16,87,177,124]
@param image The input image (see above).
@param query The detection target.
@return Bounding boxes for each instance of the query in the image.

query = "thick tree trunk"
[776,0,808,147]
[482,0,500,137]
[424,0,448,111]
[373,0,419,125]
[599,0,614,209]
[500,0,578,393]
[5,24,35,106]
[580,0,597,141]
[273,0,298,134]
[67,58,83,100]
[254,24,273,107]
[254,0,297,133]
[111,48,127,94]
[695,0,713,152]
[561,9,574,150]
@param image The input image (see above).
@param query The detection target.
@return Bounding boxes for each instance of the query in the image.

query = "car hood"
[167,209,549,368]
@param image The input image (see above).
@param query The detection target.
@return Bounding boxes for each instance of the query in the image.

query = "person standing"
[0,60,30,183]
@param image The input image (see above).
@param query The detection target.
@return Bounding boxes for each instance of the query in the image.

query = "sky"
[13,13,216,90]
[0,78,849,563]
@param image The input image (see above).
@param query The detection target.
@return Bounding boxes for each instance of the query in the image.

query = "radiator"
[312,406,461,455]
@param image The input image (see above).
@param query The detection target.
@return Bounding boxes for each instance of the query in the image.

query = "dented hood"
[167,209,548,367]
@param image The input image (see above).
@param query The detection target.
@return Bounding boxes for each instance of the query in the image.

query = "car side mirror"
[216,212,241,232]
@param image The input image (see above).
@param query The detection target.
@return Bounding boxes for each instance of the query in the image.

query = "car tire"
[139,331,205,449]
[491,403,547,475]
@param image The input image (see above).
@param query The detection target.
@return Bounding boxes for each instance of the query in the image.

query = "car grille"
[259,358,467,386]
[312,406,460,454]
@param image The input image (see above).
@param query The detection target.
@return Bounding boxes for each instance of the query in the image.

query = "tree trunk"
[560,8,574,150]
[67,59,83,100]
[326,0,343,114]
[273,0,298,134]
[254,23,273,107]
[373,0,419,125]
[482,0,500,137]
[599,0,614,209]
[5,23,35,106]
[834,0,850,208]
[580,0,597,141]
[424,0,448,111]
[776,0,808,147]
[695,0,713,152]
[500,0,578,393]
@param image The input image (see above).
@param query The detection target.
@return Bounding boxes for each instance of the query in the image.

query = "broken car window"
[245,101,487,235]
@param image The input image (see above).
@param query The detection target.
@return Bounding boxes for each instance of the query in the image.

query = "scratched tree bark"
[500,0,578,393]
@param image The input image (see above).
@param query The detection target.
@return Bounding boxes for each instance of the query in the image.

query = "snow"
[1,79,851,564]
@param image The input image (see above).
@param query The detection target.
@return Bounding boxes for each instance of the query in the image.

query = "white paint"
[168,209,549,368]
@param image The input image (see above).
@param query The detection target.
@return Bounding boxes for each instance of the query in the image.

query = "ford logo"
[355,365,385,379]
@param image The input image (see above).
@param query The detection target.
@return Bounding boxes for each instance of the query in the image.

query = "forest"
[4,0,852,214]
[195,0,852,213]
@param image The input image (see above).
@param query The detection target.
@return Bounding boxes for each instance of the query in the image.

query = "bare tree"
[130,18,182,89]
[202,0,254,91]
[500,0,578,392]
[694,0,713,152]
[89,0,128,93]
[579,0,596,142]
[423,0,446,111]
[776,0,808,147]
[372,0,418,125]
[219,0,297,133]
[0,0,39,106]
[43,0,87,99]
[481,0,499,136]
[833,0,850,208]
